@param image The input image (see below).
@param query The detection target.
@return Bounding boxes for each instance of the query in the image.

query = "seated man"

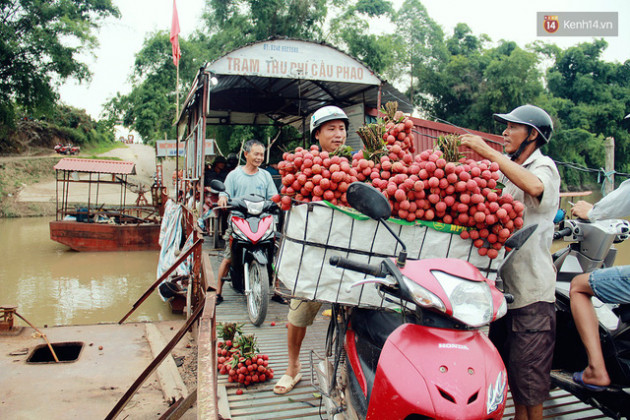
[570,177,630,389]
[215,140,277,304]
[569,113,630,390]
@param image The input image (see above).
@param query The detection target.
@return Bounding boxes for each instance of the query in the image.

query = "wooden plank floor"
[205,245,608,419]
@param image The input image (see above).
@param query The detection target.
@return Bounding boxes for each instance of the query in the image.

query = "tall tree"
[0,0,119,127]
[413,24,544,134]
[393,0,447,104]
[544,39,630,173]
[328,0,402,78]
[109,0,329,145]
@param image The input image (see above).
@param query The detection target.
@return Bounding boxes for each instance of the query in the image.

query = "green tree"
[0,0,120,128]
[393,0,447,104]
[328,0,402,77]
[413,24,544,134]
[107,0,329,146]
[544,40,630,174]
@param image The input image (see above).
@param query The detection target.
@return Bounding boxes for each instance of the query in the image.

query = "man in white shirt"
[568,113,630,390]
[461,105,560,420]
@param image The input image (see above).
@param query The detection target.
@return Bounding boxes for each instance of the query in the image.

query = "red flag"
[170,0,181,66]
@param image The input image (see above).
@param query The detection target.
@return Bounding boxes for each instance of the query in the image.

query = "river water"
[0,217,180,327]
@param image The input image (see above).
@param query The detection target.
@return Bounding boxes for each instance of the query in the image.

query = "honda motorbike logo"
[438,343,470,350]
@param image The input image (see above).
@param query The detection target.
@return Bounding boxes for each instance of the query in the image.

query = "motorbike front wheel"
[247,261,269,326]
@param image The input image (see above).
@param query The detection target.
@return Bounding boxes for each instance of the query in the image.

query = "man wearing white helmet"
[273,105,349,395]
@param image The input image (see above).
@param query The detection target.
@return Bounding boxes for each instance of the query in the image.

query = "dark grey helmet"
[493,104,553,143]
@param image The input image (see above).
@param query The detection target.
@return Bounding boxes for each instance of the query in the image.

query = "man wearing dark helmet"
[461,105,561,420]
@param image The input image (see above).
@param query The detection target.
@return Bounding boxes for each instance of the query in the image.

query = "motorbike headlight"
[431,270,493,327]
[260,218,275,241]
[231,220,249,241]
[403,276,446,312]
[244,199,264,216]
[486,371,506,414]
[496,297,508,320]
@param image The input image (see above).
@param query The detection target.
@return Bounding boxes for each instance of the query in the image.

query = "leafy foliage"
[543,40,630,175]
[0,0,119,127]
[412,25,544,133]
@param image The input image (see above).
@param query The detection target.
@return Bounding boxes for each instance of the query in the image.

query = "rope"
[552,160,630,195]
[598,169,617,195]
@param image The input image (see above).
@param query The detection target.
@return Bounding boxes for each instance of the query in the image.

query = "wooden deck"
[205,248,608,419]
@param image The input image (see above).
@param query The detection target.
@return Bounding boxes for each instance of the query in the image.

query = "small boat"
[49,158,165,252]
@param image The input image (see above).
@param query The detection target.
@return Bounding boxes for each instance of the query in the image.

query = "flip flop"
[572,371,608,392]
[273,372,302,394]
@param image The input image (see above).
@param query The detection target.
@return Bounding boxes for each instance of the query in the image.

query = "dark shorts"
[490,302,556,407]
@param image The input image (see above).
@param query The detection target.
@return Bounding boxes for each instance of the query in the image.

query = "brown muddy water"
[0,217,181,327]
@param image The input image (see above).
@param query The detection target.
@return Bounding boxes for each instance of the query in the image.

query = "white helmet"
[310,106,349,142]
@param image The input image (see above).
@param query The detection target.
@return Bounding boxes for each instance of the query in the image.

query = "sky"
[58,0,630,119]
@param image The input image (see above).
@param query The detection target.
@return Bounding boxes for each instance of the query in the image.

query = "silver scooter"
[551,217,630,419]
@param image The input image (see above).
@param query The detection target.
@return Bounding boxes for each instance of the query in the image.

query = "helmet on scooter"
[310,106,349,142]
[493,104,553,143]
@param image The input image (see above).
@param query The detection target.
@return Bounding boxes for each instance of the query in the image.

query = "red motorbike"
[210,180,279,326]
[315,182,535,419]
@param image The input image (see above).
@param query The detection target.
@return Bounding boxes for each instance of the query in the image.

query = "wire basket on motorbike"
[274,198,505,309]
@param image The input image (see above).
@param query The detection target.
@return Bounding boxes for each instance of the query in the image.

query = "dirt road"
[17,144,177,205]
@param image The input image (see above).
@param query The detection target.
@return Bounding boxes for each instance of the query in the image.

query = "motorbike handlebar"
[553,227,573,240]
[329,256,384,277]
[504,293,514,304]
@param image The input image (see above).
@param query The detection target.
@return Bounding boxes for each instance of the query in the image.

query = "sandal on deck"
[572,371,607,392]
[273,372,302,394]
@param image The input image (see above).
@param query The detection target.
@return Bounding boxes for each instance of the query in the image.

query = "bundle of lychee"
[273,146,360,210]
[351,133,524,259]
[381,101,415,155]
[217,322,242,363]
[218,333,274,386]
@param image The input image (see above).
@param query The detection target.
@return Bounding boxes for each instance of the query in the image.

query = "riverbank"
[0,144,177,218]
[0,157,58,217]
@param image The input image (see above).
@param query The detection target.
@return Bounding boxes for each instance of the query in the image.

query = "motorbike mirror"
[209,179,226,192]
[346,182,408,267]
[346,182,391,221]
[505,224,537,250]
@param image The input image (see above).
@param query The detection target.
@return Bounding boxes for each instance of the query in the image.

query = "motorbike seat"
[613,304,630,324]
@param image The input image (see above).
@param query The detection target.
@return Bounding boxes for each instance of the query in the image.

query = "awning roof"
[177,38,412,129]
[54,158,136,175]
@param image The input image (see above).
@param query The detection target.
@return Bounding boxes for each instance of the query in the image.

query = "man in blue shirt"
[215,139,277,303]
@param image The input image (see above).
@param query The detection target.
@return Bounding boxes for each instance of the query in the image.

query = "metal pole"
[87,173,92,222]
[64,171,70,218]
[604,137,615,195]
[95,173,100,211]
[55,170,59,221]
